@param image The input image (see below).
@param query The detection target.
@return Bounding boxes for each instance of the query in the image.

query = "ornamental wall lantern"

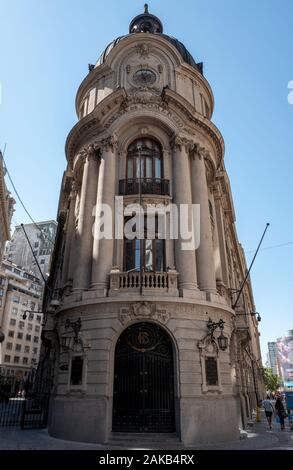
[206,318,229,351]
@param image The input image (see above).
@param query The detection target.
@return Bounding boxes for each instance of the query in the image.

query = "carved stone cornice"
[119,302,170,325]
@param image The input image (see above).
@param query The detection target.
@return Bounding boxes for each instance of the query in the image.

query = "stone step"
[107,432,182,448]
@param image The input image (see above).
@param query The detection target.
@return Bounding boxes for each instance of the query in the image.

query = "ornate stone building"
[43,6,264,445]
[0,151,14,261]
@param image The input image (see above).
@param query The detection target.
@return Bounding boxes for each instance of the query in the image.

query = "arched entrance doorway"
[112,322,175,433]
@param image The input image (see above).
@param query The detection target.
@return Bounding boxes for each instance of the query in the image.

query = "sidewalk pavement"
[0,413,293,450]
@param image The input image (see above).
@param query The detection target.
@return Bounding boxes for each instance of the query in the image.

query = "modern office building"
[5,221,57,281]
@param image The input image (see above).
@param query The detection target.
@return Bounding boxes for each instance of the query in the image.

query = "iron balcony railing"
[119,178,170,196]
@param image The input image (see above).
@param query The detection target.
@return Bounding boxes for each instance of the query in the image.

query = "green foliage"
[263,367,281,392]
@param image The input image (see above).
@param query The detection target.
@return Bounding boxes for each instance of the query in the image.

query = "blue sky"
[0,0,292,359]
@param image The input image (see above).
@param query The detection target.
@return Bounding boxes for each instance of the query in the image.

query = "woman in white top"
[262,395,275,429]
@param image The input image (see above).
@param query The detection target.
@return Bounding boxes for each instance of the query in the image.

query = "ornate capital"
[171,135,194,152]
[192,143,207,160]
[101,135,118,153]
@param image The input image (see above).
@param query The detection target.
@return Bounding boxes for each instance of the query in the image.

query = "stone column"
[190,149,217,294]
[72,146,100,291]
[91,137,117,294]
[172,136,198,296]
[214,193,229,287]
[67,186,80,285]
[210,190,224,286]
[61,181,77,289]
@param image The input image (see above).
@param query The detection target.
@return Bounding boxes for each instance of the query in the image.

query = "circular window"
[133,69,156,86]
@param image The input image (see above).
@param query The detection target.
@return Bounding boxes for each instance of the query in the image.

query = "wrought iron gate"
[0,336,53,429]
[113,322,175,433]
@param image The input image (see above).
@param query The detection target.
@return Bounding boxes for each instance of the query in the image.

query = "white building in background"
[0,260,43,379]
[0,151,15,261]
[268,341,278,376]
[276,331,293,389]
[5,221,57,281]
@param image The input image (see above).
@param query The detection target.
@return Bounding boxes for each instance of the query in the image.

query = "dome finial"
[129,4,163,34]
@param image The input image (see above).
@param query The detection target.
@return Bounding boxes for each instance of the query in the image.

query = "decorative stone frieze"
[119,302,170,325]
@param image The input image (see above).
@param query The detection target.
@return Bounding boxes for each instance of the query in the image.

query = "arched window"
[120,138,169,196]
[127,138,162,180]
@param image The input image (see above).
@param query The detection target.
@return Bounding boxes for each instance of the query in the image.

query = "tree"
[263,367,281,393]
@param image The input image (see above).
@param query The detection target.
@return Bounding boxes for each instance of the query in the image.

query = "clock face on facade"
[133,69,156,86]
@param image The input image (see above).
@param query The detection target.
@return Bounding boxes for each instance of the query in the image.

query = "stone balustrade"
[109,269,178,296]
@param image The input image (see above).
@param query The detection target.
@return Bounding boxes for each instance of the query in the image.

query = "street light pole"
[232,223,270,310]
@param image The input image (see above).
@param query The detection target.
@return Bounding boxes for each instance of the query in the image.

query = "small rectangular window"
[15,344,21,352]
[205,357,219,386]
[8,330,14,338]
[4,355,11,363]
[10,319,16,326]
[70,356,84,386]
[17,332,23,340]
[14,356,20,364]
[6,342,12,350]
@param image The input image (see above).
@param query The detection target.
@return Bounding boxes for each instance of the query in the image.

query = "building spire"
[144,3,149,14]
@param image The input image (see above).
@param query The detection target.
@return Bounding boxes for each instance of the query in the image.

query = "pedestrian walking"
[287,409,293,431]
[275,392,287,431]
[262,395,275,429]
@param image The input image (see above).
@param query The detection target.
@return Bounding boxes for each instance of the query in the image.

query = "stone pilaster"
[61,181,77,289]
[91,137,117,294]
[210,189,224,287]
[172,136,198,296]
[72,146,100,291]
[190,148,217,294]
[214,190,229,287]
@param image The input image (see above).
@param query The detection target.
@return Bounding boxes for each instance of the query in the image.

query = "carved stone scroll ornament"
[198,333,219,356]
[119,302,170,325]
[135,43,150,58]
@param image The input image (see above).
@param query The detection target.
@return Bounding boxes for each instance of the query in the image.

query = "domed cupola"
[129,3,163,34]
[95,4,202,73]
